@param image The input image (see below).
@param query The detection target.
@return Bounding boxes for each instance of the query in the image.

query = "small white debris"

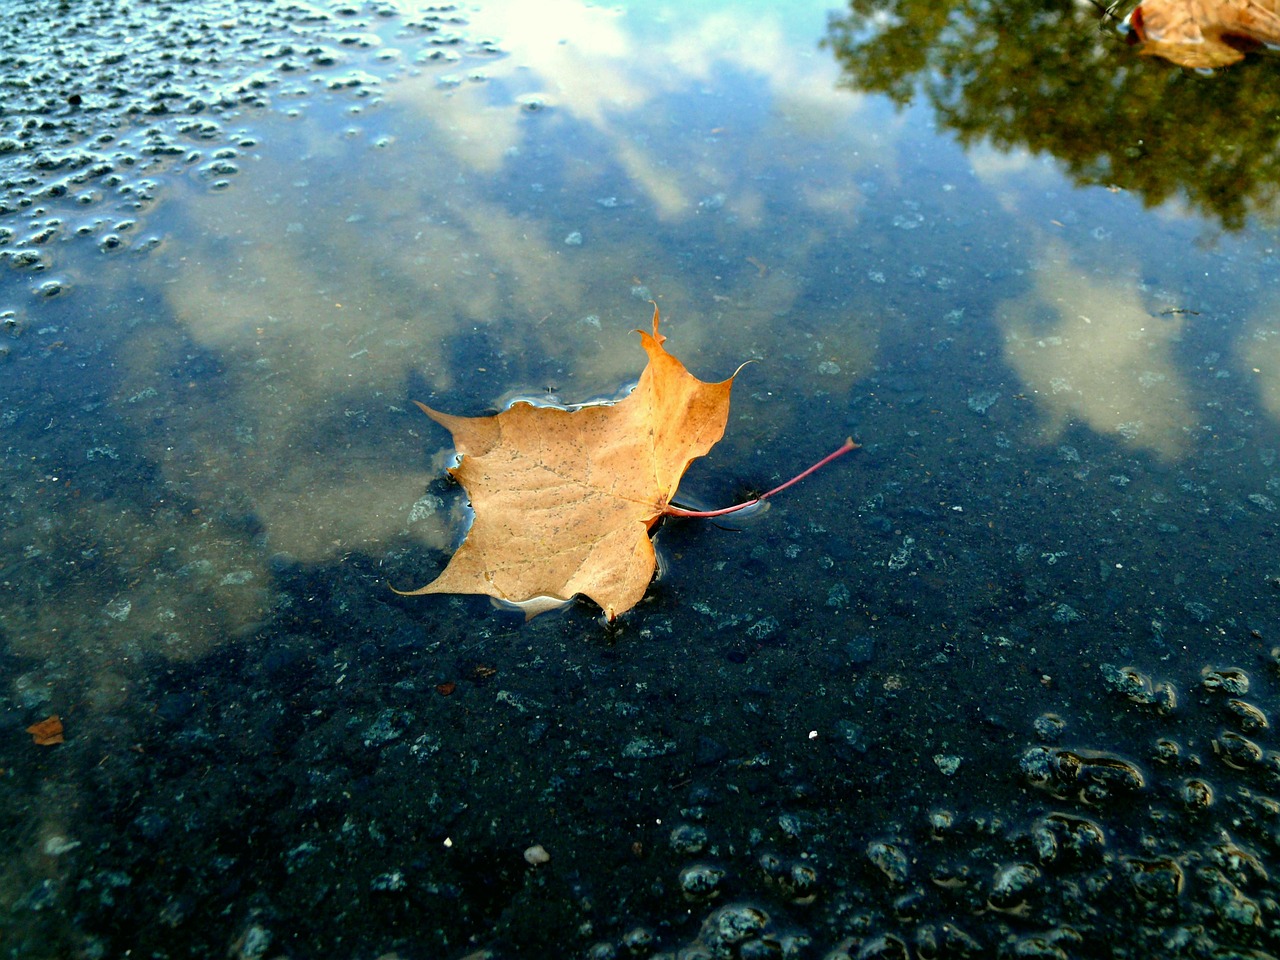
[524,844,550,866]
[43,836,82,856]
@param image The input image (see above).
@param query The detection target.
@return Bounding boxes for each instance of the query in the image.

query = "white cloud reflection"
[1001,239,1193,459]
[412,0,875,218]
[1240,299,1280,424]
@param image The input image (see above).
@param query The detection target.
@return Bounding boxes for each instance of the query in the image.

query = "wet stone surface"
[13,596,1279,957]
[0,0,481,309]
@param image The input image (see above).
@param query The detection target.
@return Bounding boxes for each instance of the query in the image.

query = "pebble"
[1031,813,1106,867]
[670,823,708,855]
[523,844,550,866]
[679,863,725,900]
[1020,746,1145,802]
[1225,699,1269,733]
[866,840,910,885]
[1202,667,1250,696]
[1125,856,1183,904]
[933,754,962,776]
[914,923,981,959]
[1033,712,1067,742]
[987,862,1040,915]
[620,927,653,952]
[1180,778,1215,811]
[1214,732,1263,770]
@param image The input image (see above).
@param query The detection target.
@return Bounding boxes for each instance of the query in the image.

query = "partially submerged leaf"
[1125,0,1280,68]
[398,305,857,620]
[397,305,736,620]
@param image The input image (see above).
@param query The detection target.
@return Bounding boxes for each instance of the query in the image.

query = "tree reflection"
[823,0,1280,230]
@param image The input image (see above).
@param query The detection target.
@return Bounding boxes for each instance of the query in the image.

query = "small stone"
[1200,867,1263,927]
[835,719,868,754]
[361,708,411,747]
[620,927,653,952]
[1033,713,1066,743]
[1125,856,1183,903]
[1153,739,1181,766]
[523,844,550,866]
[1214,732,1263,769]
[1052,603,1082,624]
[988,862,1040,914]
[866,840,910,884]
[1035,813,1106,867]
[1205,837,1268,887]
[758,851,786,881]
[1010,929,1083,958]
[854,933,909,959]
[670,823,708,855]
[929,810,955,836]
[786,861,820,905]
[966,390,1000,414]
[915,924,982,960]
[679,863,725,900]
[1100,663,1152,702]
[933,754,962,776]
[1226,699,1269,733]
[230,923,272,960]
[1202,666,1250,695]
[777,813,803,839]
[1181,778,1214,811]
[711,904,768,945]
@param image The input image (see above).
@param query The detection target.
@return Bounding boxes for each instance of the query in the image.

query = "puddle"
[3,0,1280,957]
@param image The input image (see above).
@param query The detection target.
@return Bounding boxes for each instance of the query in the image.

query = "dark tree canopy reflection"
[823,0,1280,230]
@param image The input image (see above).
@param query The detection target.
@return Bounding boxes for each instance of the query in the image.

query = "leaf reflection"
[823,0,1280,229]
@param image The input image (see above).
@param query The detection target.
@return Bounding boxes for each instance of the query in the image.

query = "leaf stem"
[663,437,859,518]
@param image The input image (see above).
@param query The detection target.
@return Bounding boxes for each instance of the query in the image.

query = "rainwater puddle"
[3,0,1280,957]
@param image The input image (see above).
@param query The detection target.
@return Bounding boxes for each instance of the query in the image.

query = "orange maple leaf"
[1126,0,1280,68]
[396,304,855,620]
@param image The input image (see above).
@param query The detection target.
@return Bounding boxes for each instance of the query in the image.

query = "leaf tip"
[389,581,432,597]
[648,299,665,344]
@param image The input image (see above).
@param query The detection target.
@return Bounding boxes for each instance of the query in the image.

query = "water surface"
[3,0,1280,957]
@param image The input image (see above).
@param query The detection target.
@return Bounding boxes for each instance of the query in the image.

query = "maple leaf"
[396,304,855,620]
[1125,0,1280,68]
